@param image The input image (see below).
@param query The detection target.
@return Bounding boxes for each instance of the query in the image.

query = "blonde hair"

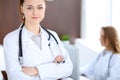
[102,26,120,53]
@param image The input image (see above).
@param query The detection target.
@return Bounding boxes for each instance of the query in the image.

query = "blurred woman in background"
[80,26,120,80]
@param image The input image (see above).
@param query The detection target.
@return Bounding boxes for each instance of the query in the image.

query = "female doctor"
[80,26,120,80]
[3,0,73,80]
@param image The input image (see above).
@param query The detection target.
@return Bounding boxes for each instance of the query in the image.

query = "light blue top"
[80,50,120,80]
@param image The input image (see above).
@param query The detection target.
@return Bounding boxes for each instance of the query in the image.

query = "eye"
[38,6,44,10]
[27,7,32,10]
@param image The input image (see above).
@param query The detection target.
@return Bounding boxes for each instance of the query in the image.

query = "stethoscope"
[81,51,113,78]
[97,50,113,78]
[18,23,65,65]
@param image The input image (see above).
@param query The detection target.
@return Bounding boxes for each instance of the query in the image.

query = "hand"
[22,66,38,76]
[54,55,64,63]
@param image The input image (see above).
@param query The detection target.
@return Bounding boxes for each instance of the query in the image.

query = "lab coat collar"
[19,23,50,52]
[22,24,42,38]
[102,49,112,56]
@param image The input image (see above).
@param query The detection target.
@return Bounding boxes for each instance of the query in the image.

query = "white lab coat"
[3,25,73,80]
[80,50,120,80]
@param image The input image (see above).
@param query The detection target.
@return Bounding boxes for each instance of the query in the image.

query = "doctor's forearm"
[36,62,73,79]
[22,67,38,76]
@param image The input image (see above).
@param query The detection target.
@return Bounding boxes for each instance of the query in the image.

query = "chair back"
[64,43,79,80]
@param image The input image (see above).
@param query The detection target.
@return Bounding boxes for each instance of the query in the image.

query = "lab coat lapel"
[41,30,50,53]
[22,29,42,53]
[22,27,50,54]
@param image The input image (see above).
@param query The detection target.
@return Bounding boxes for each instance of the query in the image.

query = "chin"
[32,21,40,24]
[100,43,104,46]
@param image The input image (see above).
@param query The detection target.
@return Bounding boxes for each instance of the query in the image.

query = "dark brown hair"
[20,0,24,6]
[19,0,25,22]
[20,0,46,6]
[102,26,120,53]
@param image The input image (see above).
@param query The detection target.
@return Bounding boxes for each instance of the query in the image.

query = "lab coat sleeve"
[80,59,96,78]
[80,53,100,78]
[36,31,73,80]
[3,33,34,80]
[106,54,120,80]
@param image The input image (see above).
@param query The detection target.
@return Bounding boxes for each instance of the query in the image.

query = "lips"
[32,17,39,19]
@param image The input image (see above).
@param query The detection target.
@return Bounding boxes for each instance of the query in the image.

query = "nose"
[99,37,103,42]
[33,9,38,15]
[99,37,101,41]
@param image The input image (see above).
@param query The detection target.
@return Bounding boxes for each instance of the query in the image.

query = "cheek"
[40,10,45,16]
[39,11,45,18]
[100,39,105,45]
[24,13,31,20]
[24,11,32,17]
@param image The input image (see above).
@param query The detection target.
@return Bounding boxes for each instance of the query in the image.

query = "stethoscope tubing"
[18,23,62,65]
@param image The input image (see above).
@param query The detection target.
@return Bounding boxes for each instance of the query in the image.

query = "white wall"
[81,0,112,40]
[112,0,120,37]
[81,0,120,40]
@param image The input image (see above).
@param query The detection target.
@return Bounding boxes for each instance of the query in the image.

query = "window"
[81,0,120,40]
[112,0,120,37]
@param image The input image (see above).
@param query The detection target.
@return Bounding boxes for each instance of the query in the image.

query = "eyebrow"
[26,4,43,7]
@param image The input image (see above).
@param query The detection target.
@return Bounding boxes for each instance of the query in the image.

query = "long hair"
[102,26,120,53]
[19,0,25,23]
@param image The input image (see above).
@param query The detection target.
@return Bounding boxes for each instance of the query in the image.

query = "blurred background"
[1,0,120,44]
[1,0,120,79]
[0,0,80,44]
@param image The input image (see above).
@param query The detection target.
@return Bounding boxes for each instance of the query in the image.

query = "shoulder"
[4,28,19,43]
[47,29,57,35]
[43,28,58,37]
[110,53,120,65]
[113,53,120,59]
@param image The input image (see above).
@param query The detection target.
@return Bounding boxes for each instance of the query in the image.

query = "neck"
[25,23,40,35]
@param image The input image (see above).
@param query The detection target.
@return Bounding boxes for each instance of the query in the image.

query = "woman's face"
[100,29,107,47]
[20,0,46,24]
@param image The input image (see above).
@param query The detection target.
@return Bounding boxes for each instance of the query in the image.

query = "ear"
[20,6,24,14]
